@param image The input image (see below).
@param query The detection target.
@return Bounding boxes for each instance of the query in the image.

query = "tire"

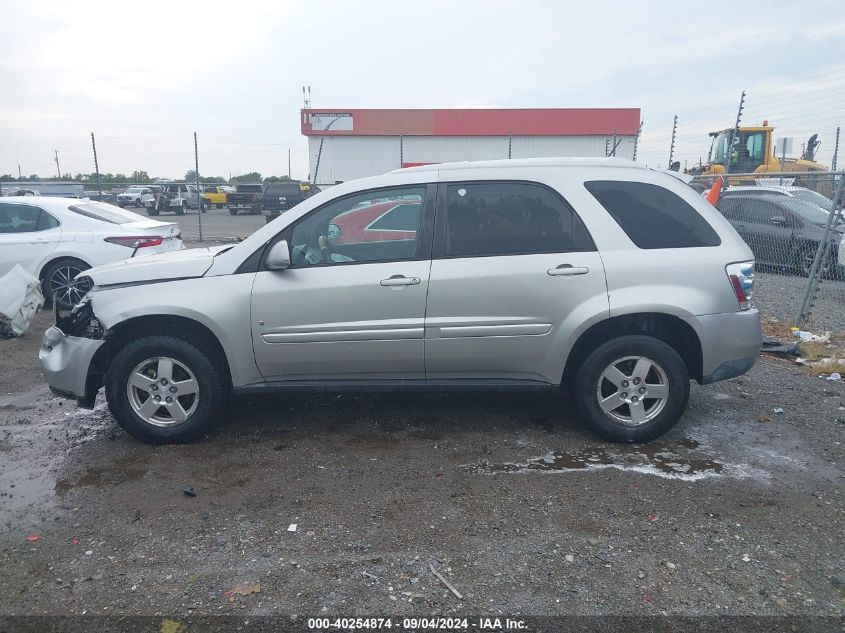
[572,335,689,443]
[147,207,160,216]
[248,207,261,215]
[135,198,142,207]
[105,335,227,444]
[797,245,833,278]
[215,204,223,209]
[42,258,92,309]
[175,202,187,215]
[229,208,238,216]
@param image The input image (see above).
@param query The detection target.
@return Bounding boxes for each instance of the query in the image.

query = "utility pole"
[832,126,840,171]
[18,164,22,179]
[53,149,61,178]
[723,90,746,176]
[91,133,102,196]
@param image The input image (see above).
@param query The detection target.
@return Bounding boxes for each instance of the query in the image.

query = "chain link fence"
[690,171,845,334]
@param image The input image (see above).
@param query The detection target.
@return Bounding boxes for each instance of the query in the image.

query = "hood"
[83,245,230,287]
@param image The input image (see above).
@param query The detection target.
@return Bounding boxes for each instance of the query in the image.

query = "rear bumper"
[695,308,762,384]
[38,326,105,400]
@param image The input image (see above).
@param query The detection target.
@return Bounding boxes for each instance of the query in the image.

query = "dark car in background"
[716,194,844,276]
[226,184,264,216]
[262,181,319,223]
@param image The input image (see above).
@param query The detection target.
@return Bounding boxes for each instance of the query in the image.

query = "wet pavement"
[0,313,843,620]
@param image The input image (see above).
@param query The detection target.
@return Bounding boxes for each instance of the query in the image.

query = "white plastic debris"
[826,373,842,382]
[796,330,830,343]
[287,523,297,532]
[773,407,784,415]
[0,264,44,337]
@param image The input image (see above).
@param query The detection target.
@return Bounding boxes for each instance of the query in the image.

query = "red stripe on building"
[302,108,640,137]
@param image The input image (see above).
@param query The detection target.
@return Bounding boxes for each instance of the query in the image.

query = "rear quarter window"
[585,180,721,249]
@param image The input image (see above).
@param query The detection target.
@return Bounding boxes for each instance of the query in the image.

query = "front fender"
[91,274,261,387]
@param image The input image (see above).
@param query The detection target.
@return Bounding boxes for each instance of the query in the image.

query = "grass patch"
[807,359,845,377]
[799,341,837,362]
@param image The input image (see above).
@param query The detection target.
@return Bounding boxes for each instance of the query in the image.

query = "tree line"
[0,171,294,185]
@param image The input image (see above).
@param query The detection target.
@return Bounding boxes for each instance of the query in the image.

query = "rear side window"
[368,203,422,231]
[439,182,594,258]
[69,202,144,224]
[585,181,721,249]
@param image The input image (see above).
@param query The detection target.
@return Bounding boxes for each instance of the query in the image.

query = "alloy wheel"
[48,266,91,308]
[126,356,200,427]
[595,355,669,426]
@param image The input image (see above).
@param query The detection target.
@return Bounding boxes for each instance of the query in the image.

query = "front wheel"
[573,335,689,443]
[106,335,227,443]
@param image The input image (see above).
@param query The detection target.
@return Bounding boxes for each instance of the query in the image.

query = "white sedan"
[0,197,184,308]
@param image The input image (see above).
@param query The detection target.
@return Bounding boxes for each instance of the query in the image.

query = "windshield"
[124,188,143,194]
[709,132,732,165]
[70,201,148,224]
[236,184,263,192]
[791,189,833,211]
[778,198,831,225]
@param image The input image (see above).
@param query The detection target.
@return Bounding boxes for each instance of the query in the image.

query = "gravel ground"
[0,312,842,629]
[752,271,845,334]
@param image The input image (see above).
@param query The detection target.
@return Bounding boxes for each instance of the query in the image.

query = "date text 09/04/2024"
[307,617,528,630]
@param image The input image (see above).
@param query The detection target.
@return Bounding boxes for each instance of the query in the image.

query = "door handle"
[548,264,589,276]
[30,239,51,244]
[380,275,420,287]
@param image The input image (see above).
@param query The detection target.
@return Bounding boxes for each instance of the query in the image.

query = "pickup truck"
[226,184,264,215]
[226,181,319,219]
[261,182,314,222]
[201,186,230,208]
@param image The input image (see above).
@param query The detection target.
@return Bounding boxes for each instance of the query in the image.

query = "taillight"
[105,236,164,248]
[251,193,260,202]
[726,261,754,310]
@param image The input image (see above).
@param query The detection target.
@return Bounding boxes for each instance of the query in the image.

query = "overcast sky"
[1,0,844,180]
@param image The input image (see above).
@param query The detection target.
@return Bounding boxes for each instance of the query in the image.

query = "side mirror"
[327,223,341,241]
[265,240,291,270]
[770,215,787,226]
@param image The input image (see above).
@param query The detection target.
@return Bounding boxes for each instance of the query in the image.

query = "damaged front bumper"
[39,291,106,408]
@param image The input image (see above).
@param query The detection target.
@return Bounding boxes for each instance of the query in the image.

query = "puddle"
[463,438,726,481]
[0,396,114,526]
[55,457,149,496]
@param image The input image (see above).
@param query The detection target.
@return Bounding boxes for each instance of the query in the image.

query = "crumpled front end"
[39,289,107,408]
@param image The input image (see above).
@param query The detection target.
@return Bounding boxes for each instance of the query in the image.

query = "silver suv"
[39,158,762,444]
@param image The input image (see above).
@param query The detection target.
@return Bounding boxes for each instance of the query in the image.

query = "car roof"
[392,156,644,174]
[0,195,79,208]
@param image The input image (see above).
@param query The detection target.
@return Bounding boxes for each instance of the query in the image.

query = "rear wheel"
[573,335,689,443]
[798,245,833,277]
[106,335,227,443]
[42,258,92,309]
